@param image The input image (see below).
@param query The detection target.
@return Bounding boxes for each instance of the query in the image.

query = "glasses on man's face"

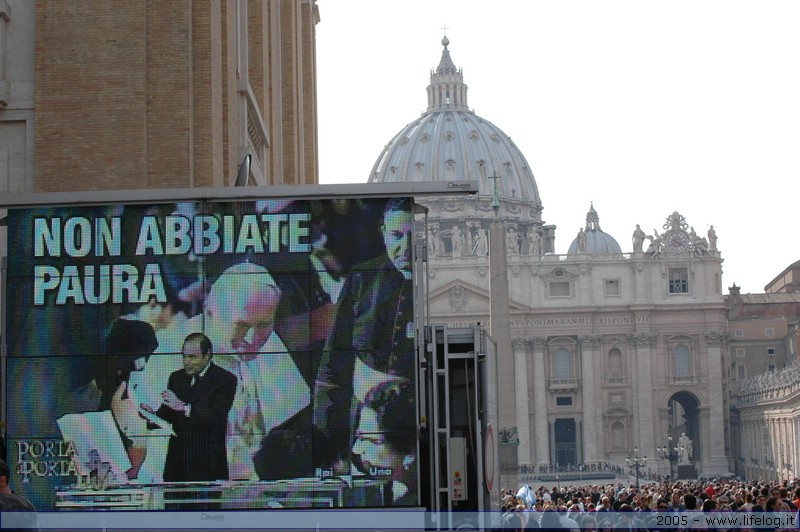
[353,432,386,446]
[657,504,668,510]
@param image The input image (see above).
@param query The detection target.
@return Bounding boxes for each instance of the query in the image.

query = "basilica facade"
[369,37,733,485]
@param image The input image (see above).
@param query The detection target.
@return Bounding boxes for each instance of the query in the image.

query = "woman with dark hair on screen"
[351,378,417,506]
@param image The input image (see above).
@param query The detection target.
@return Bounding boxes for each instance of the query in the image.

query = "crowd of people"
[500,478,800,530]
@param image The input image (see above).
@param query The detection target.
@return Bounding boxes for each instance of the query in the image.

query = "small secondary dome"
[567,204,622,255]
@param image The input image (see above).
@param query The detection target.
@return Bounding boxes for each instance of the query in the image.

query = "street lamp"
[626,447,646,490]
[657,435,679,482]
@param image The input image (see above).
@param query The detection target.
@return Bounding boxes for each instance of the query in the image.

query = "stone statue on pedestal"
[678,432,693,465]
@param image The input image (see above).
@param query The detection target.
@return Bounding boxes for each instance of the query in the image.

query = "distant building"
[765,260,800,293]
[728,285,800,480]
[371,36,734,485]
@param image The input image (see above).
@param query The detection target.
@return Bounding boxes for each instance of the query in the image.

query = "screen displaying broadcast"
[4,197,418,511]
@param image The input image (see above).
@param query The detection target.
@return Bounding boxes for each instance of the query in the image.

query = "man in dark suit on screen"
[148,333,237,482]
[313,198,416,472]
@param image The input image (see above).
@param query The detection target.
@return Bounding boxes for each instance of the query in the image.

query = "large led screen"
[4,197,418,511]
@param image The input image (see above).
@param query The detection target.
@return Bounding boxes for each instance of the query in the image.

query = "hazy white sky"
[316,0,800,294]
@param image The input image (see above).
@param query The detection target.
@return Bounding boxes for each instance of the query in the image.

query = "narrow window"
[668,268,689,294]
[673,345,690,377]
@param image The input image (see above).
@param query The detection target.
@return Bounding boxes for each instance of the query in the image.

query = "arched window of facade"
[673,345,691,377]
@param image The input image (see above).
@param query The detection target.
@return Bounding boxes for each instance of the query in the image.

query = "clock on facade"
[665,229,689,253]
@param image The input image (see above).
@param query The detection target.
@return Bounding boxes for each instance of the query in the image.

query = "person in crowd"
[683,492,698,511]
[578,513,597,531]
[596,496,613,513]
[618,503,648,531]
[146,333,237,482]
[557,504,581,532]
[668,489,686,512]
[537,509,563,531]
[0,459,37,530]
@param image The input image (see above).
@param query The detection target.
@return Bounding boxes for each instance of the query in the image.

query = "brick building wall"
[32,0,318,192]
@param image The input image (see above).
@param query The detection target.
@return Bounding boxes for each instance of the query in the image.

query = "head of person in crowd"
[596,495,611,512]
[755,493,768,507]
[0,459,14,495]
[351,379,416,487]
[538,509,562,530]
[596,517,615,532]
[683,493,697,510]
[764,497,781,512]
[380,199,414,280]
[204,262,281,358]
[701,498,717,512]
[671,489,682,507]
[0,458,37,527]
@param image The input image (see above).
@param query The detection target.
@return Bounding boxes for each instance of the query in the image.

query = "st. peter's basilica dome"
[368,37,540,205]
[367,37,554,256]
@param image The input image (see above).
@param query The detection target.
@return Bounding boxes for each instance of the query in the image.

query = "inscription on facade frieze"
[446,315,648,330]
[507,315,648,328]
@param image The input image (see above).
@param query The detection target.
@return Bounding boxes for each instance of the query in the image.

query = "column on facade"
[777,418,784,478]
[699,406,711,469]
[512,337,532,468]
[658,406,671,477]
[785,418,791,479]
[630,334,656,463]
[793,417,799,479]
[578,335,599,463]
[703,332,730,474]
[771,418,779,479]
[785,418,792,479]
[531,337,549,466]
[776,418,782,478]
[794,417,799,479]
